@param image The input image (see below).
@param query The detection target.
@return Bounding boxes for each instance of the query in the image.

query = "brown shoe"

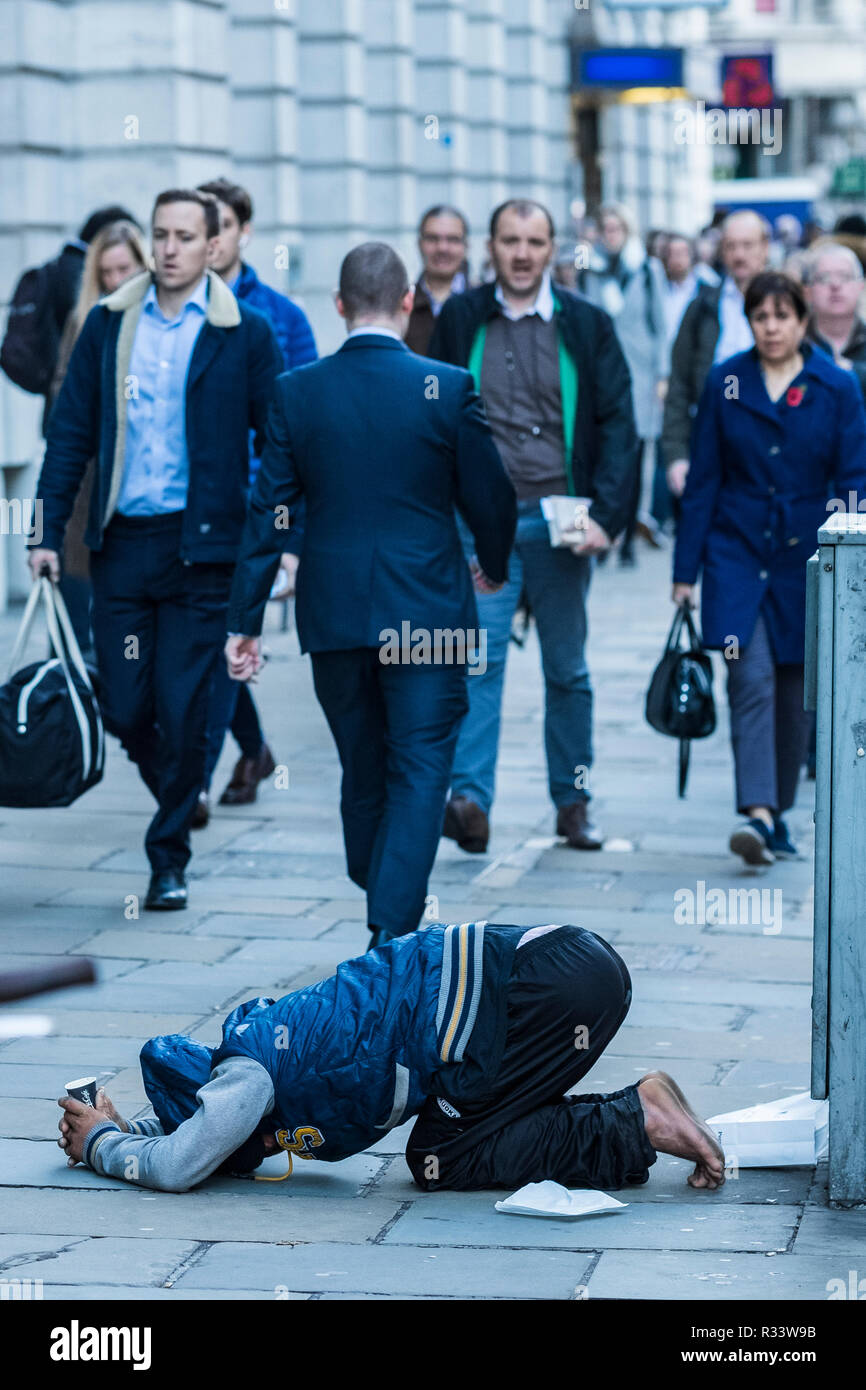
[442,795,489,854]
[218,743,277,806]
[191,791,210,830]
[556,801,603,850]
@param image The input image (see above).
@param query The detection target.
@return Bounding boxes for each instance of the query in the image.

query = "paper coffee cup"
[65,1076,98,1107]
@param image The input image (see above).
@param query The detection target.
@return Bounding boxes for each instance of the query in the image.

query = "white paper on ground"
[707,1090,829,1168]
[495,1180,628,1218]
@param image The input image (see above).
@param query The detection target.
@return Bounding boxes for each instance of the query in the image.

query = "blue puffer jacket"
[234,261,317,374]
[184,923,519,1163]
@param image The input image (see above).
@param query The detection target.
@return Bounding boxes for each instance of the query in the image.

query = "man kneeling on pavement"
[58,923,724,1193]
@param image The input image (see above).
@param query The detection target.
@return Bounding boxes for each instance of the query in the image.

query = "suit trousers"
[406,926,656,1191]
[726,611,811,816]
[311,648,469,937]
[89,512,234,871]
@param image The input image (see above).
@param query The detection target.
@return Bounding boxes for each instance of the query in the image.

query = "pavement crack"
[575,1250,603,1295]
[729,1005,753,1033]
[371,1200,412,1244]
[711,1059,739,1084]
[358,1153,396,1198]
[161,1240,213,1288]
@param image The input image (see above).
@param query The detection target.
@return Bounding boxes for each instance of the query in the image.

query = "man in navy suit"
[225,242,517,946]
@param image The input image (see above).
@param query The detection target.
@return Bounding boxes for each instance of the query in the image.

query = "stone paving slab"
[587,1250,839,1300]
[72,931,242,962]
[0,1234,196,1286]
[0,1187,402,1244]
[0,1141,132,1188]
[191,913,338,938]
[174,1240,596,1298]
[36,1285,310,1300]
[0,1098,71,1140]
[604,1027,809,1064]
[382,1198,795,1252]
[4,980,298,1015]
[793,1208,866,1259]
[0,1065,125,1099]
[631,975,810,1010]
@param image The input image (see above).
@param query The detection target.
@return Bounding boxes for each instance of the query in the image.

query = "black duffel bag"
[0,577,104,807]
[645,602,716,797]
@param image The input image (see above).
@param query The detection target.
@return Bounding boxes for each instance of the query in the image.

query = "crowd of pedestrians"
[5,183,866,931]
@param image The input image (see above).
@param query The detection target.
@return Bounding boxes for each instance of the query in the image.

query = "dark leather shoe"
[556,801,603,850]
[144,868,188,911]
[218,743,276,806]
[367,926,393,951]
[442,795,489,854]
[191,792,210,830]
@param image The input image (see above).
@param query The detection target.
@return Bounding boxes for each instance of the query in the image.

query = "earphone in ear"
[239,233,250,250]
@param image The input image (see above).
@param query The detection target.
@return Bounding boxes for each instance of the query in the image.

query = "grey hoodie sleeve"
[83,1057,275,1192]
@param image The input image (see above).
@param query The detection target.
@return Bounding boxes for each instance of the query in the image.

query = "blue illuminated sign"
[574,48,684,90]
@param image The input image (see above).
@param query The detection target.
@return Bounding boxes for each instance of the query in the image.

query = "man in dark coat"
[428,198,638,854]
[28,189,282,911]
[404,205,471,356]
[225,242,516,947]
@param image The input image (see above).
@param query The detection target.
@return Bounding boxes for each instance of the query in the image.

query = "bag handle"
[47,579,95,693]
[663,601,704,657]
[8,575,95,695]
[679,603,705,653]
[663,604,688,655]
[39,579,94,776]
[7,579,46,678]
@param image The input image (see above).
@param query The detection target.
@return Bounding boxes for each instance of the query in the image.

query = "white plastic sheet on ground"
[707,1090,829,1168]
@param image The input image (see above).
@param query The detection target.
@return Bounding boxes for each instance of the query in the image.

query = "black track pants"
[406,926,656,1191]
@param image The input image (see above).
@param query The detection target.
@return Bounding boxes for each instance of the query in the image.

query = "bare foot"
[96,1088,129,1133]
[638,1071,725,1190]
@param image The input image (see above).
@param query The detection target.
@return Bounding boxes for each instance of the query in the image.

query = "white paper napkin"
[495,1180,628,1218]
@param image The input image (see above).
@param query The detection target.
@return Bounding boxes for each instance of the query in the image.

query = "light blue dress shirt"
[116,276,208,515]
[713,275,754,365]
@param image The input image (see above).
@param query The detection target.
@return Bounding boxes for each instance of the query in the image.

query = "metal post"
[809,513,866,1206]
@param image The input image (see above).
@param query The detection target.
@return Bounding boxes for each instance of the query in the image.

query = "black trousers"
[89,512,234,872]
[311,648,468,937]
[406,926,656,1191]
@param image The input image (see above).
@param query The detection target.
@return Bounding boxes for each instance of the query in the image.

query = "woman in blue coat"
[673,270,866,864]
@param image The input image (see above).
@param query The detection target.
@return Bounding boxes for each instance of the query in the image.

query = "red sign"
[721,54,775,109]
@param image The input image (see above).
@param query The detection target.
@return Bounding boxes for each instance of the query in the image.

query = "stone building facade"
[0,0,576,606]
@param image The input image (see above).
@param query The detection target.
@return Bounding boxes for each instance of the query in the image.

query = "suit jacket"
[673,344,866,662]
[227,333,517,649]
[35,269,282,564]
[428,281,637,540]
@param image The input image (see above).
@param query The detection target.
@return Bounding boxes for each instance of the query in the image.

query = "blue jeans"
[453,503,593,814]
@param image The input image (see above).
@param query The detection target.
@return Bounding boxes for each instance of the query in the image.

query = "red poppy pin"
[786,384,806,407]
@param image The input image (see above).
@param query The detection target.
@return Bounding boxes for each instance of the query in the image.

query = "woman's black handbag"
[0,577,104,807]
[645,603,716,797]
